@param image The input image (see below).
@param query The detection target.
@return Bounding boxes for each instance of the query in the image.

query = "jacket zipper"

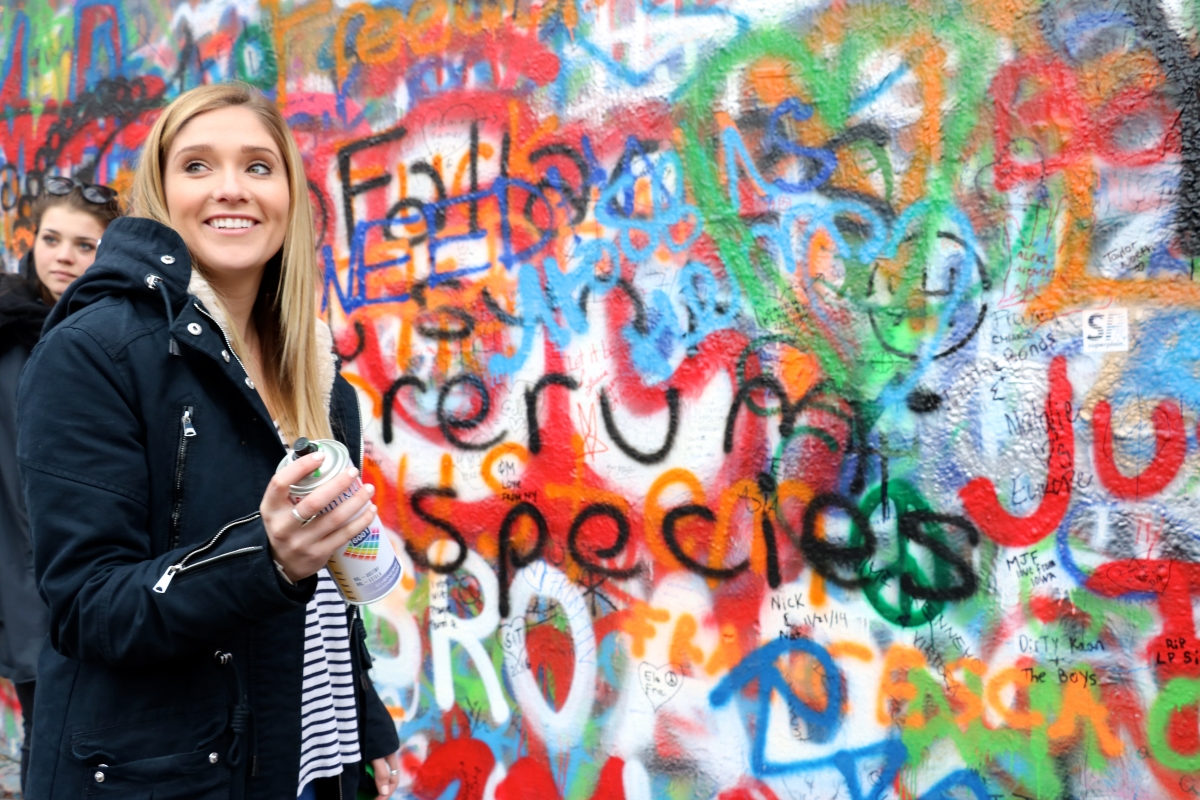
[153,512,263,593]
[194,303,249,376]
[198,302,291,455]
[169,406,196,549]
[194,303,287,453]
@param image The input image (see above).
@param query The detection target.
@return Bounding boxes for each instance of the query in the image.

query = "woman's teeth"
[209,218,255,229]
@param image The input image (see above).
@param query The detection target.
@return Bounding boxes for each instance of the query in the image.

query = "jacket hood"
[44,216,336,414]
[43,216,193,334]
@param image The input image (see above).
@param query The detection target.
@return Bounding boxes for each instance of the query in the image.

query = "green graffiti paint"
[234,24,278,89]
[854,481,949,627]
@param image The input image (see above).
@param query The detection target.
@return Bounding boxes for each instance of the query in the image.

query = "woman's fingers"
[266,461,370,534]
[372,753,400,799]
[309,497,378,555]
[261,453,378,580]
[270,450,325,494]
[292,476,374,536]
[267,500,377,581]
[270,459,364,521]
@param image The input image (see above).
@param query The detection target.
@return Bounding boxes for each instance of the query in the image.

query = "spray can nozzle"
[292,438,319,458]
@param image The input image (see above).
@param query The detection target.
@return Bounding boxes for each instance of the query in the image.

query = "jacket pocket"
[79,746,230,799]
[72,706,231,799]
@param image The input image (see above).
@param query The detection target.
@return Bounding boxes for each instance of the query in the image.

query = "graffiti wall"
[6,0,1200,797]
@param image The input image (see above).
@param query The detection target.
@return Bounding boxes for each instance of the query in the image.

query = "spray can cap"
[292,438,319,458]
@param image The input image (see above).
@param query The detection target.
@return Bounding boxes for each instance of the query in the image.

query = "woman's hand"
[371,753,400,799]
[261,451,377,582]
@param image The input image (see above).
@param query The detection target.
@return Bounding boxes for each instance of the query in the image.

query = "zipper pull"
[182,407,197,438]
[153,564,181,593]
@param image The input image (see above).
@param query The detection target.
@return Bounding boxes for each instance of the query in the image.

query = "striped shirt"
[296,570,361,794]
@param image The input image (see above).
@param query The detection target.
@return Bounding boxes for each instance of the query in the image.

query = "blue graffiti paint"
[710,637,843,757]
[710,639,908,799]
[764,99,838,193]
[918,768,992,800]
[624,260,741,383]
[595,142,703,261]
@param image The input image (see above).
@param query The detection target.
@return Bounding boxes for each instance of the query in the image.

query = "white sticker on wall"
[1082,307,1130,352]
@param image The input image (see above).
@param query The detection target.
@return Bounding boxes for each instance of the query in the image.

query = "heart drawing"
[498,617,528,668]
[638,662,683,710]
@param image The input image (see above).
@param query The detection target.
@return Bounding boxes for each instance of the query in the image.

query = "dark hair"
[26,184,122,304]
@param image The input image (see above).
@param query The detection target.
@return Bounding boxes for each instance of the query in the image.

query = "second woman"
[0,176,120,795]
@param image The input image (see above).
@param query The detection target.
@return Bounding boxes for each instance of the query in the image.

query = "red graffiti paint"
[589,757,628,800]
[960,356,1074,547]
[1104,682,1195,800]
[654,710,708,762]
[992,55,1176,189]
[0,15,28,107]
[525,614,578,713]
[1029,594,1090,629]
[992,57,1093,190]
[496,757,562,800]
[0,679,20,713]
[492,754,628,800]
[1088,561,1200,760]
[717,780,783,800]
[411,711,496,800]
[1092,399,1185,500]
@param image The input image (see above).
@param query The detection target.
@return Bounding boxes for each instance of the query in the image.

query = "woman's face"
[33,206,107,301]
[163,105,290,289]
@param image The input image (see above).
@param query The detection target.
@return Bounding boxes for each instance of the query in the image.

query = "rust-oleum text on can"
[278,438,402,604]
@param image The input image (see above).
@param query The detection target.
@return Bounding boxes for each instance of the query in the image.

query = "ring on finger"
[291,507,317,526]
[389,769,398,777]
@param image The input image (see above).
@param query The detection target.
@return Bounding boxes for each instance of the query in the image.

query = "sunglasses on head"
[43,176,118,205]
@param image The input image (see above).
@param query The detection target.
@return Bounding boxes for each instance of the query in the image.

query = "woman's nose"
[213,168,250,202]
[54,243,76,263]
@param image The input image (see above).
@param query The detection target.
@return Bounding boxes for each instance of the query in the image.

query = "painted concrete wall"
[4,1,1200,798]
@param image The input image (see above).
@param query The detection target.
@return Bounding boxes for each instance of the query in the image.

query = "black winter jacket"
[17,217,398,800]
[0,251,51,685]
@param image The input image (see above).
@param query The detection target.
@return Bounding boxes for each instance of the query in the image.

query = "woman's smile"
[206,214,260,231]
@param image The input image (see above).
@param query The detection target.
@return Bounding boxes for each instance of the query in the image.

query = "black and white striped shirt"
[297,569,361,795]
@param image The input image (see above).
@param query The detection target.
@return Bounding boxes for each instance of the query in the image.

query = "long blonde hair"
[131,82,332,441]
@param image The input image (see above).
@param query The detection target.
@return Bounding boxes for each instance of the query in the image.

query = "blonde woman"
[17,83,400,800]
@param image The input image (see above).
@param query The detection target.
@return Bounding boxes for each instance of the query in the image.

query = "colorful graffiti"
[6,0,1200,797]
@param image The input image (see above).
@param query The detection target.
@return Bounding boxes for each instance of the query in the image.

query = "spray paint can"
[277,437,402,605]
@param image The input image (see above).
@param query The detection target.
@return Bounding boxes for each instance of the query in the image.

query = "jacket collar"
[186,270,336,419]
[44,216,193,334]
[46,216,335,416]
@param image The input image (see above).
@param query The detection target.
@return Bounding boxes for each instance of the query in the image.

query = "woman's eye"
[248,162,271,176]
[41,235,58,245]
[78,242,95,253]
[183,161,208,173]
